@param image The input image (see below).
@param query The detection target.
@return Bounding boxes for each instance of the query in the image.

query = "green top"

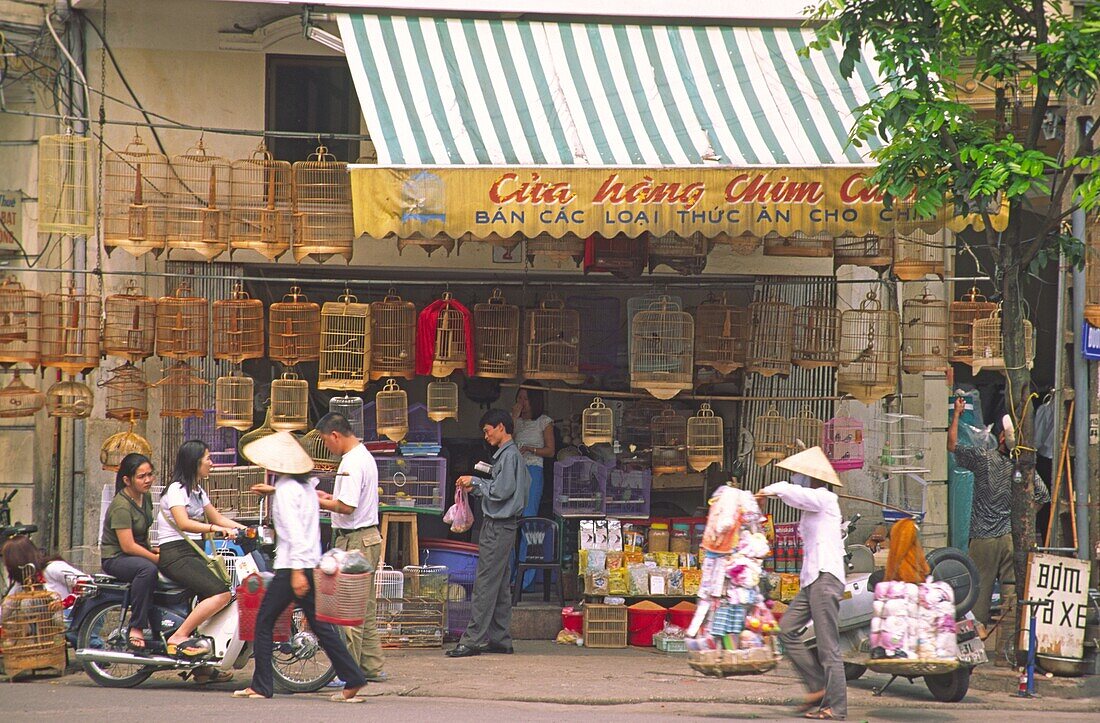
[100,491,154,560]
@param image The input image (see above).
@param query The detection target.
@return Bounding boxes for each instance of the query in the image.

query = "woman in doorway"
[511,382,555,518]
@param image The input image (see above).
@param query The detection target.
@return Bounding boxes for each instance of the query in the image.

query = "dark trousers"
[459,516,518,649]
[779,573,847,719]
[250,569,367,698]
[102,554,157,630]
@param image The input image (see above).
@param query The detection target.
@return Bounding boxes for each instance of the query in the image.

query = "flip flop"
[166,637,212,658]
[232,688,266,699]
[796,691,826,714]
[193,668,234,684]
[330,693,365,704]
[127,634,147,653]
[804,709,843,720]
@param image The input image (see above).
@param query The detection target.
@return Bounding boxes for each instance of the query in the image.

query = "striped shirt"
[954,446,1050,539]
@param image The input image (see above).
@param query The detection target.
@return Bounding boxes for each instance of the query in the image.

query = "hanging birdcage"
[824,412,865,471]
[0,369,45,418]
[622,397,664,448]
[156,282,209,360]
[270,372,309,432]
[524,295,583,382]
[0,276,42,368]
[429,292,470,377]
[902,289,949,373]
[299,428,339,471]
[833,231,893,268]
[712,231,761,255]
[837,291,900,404]
[100,422,153,472]
[526,234,585,266]
[687,403,723,472]
[569,294,622,376]
[746,297,794,378]
[627,294,682,358]
[788,406,824,454]
[103,134,169,258]
[40,285,101,375]
[215,371,254,431]
[103,281,156,362]
[752,405,791,466]
[165,140,230,260]
[292,145,354,263]
[893,202,947,280]
[583,234,647,278]
[319,290,370,391]
[694,295,749,375]
[329,395,365,438]
[212,282,264,363]
[762,230,833,258]
[971,305,1035,373]
[581,397,614,446]
[473,288,519,379]
[46,377,93,419]
[369,291,416,380]
[38,131,94,235]
[0,566,67,678]
[648,232,710,275]
[157,362,208,418]
[651,407,688,475]
[238,405,275,463]
[949,287,998,364]
[268,286,320,366]
[102,362,148,421]
[792,300,840,369]
[229,142,293,260]
[1084,213,1100,326]
[376,378,409,442]
[426,378,458,422]
[882,472,928,524]
[630,296,694,400]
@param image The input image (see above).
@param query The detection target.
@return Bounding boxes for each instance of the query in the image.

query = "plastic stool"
[380,511,420,568]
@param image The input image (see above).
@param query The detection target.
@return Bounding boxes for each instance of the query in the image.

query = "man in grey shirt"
[446,408,531,657]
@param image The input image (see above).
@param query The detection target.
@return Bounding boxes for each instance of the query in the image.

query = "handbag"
[161,509,233,587]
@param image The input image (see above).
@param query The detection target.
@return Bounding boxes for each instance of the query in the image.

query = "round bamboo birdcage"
[824,411,864,471]
[651,407,688,475]
[213,282,265,363]
[833,231,893,268]
[102,362,149,422]
[369,290,416,380]
[788,406,824,453]
[319,290,370,391]
[103,281,156,362]
[431,292,469,377]
[40,285,101,375]
[1084,213,1100,326]
[970,305,1035,374]
[581,397,614,446]
[949,287,998,364]
[100,422,153,472]
[268,286,320,366]
[648,232,710,275]
[156,282,209,360]
[238,405,276,462]
[157,361,208,418]
[426,378,459,422]
[215,371,254,431]
[746,297,793,378]
[376,378,409,442]
[792,300,840,369]
[892,202,947,280]
[526,234,584,266]
[103,134,169,258]
[752,405,791,466]
[473,288,519,379]
[630,295,694,400]
[0,568,67,678]
[0,369,45,418]
[229,142,293,260]
[0,276,42,368]
[165,140,230,260]
[329,395,365,439]
[711,231,760,256]
[524,295,583,383]
[37,131,94,235]
[687,402,723,471]
[762,230,833,258]
[902,289,950,373]
[292,145,354,263]
[299,428,339,471]
[270,371,309,432]
[837,291,900,404]
[46,377,94,419]
[694,295,749,375]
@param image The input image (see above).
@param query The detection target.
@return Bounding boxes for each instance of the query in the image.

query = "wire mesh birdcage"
[100,422,153,471]
[238,405,275,463]
[712,231,761,255]
[694,295,749,375]
[213,282,264,363]
[46,377,93,419]
[746,297,793,378]
[762,230,833,258]
[40,285,101,375]
[0,369,45,418]
[103,134,169,258]
[430,292,469,378]
[426,378,458,422]
[376,379,409,442]
[648,231,710,275]
[103,281,156,362]
[552,456,609,516]
[1084,213,1100,326]
[583,234,647,278]
[627,294,681,359]
[156,282,209,360]
[473,288,519,379]
[949,287,998,364]
[268,286,320,366]
[0,276,41,368]
[0,567,67,678]
[752,405,791,466]
[870,412,930,474]
[329,395,365,438]
[157,361,208,418]
[792,299,840,369]
[526,233,585,266]
[970,305,1035,373]
[270,372,308,432]
[524,295,583,382]
[319,290,370,391]
[630,296,694,400]
[651,407,688,475]
[901,289,949,373]
[292,145,354,263]
[788,406,824,454]
[581,397,614,446]
[687,403,723,471]
[837,291,900,404]
[229,142,292,260]
[37,131,94,235]
[823,412,865,471]
[102,362,148,421]
[370,291,416,381]
[165,140,230,260]
[893,203,947,280]
[833,231,893,268]
[215,371,254,431]
[621,397,664,448]
[605,467,651,518]
[299,428,339,471]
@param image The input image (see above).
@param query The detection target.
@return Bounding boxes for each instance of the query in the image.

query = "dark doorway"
[265,54,359,162]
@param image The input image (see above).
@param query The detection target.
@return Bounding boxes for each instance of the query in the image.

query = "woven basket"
[236,573,293,642]
[687,648,778,676]
[314,569,372,626]
[866,657,959,676]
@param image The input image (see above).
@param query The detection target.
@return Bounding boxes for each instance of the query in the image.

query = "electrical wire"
[43,6,89,130]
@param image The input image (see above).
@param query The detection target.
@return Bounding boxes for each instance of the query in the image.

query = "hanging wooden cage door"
[319,291,370,391]
[473,288,519,379]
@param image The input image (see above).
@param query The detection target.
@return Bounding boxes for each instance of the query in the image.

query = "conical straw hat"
[776,446,843,487]
[241,431,313,476]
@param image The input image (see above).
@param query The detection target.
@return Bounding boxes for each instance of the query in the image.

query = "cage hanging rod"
[501,381,903,404]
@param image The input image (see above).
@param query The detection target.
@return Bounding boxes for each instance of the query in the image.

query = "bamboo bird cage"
[524,295,583,382]
[788,406,824,453]
[622,397,664,448]
[238,405,275,462]
[376,379,409,442]
[165,140,230,260]
[431,292,470,377]
[369,291,416,380]
[584,234,647,278]
[746,297,793,378]
[949,287,997,364]
[229,143,292,260]
[526,234,584,266]
[270,371,309,432]
[101,422,153,472]
[319,290,370,391]
[213,282,264,363]
[837,291,900,403]
[712,231,760,255]
[648,232,709,275]
[156,282,208,360]
[651,407,688,475]
[902,289,949,373]
[0,276,41,368]
[581,397,614,446]
[426,378,459,422]
[0,568,67,678]
[103,281,156,362]
[215,371,254,431]
[694,295,749,375]
[892,203,947,280]
[268,286,320,366]
[37,131,94,235]
[833,231,892,268]
[0,370,45,418]
[102,362,149,422]
[40,285,101,375]
[823,411,864,471]
[329,395,365,439]
[299,428,339,471]
[630,296,694,400]
[762,230,832,258]
[792,299,840,369]
[46,378,93,419]
[103,135,169,258]
[292,145,354,263]
[1085,213,1100,326]
[752,404,791,466]
[970,305,1035,374]
[686,402,723,471]
[473,288,519,379]
[157,362,208,418]
[628,294,681,358]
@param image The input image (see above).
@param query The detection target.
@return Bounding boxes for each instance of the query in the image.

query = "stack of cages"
[420,546,479,641]
[374,455,447,512]
[605,467,652,519]
[553,456,610,516]
[377,566,448,649]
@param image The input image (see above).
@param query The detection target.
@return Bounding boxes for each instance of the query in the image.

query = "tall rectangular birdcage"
[694,296,749,375]
[375,455,446,511]
[165,141,230,260]
[369,291,416,380]
[553,456,609,516]
[319,291,370,391]
[524,295,583,382]
[229,143,293,261]
[37,132,94,235]
[292,146,354,263]
[605,468,651,518]
[473,288,519,379]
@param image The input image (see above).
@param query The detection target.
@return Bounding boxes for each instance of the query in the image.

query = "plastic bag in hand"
[340,550,373,574]
[444,486,474,533]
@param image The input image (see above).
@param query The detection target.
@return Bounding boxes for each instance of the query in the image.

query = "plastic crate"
[583,604,627,648]
[182,409,239,466]
[605,468,651,518]
[654,632,687,654]
[363,402,441,445]
[375,455,446,512]
[553,456,609,517]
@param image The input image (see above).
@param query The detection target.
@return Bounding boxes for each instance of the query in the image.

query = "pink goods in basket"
[314,569,371,626]
[444,486,474,533]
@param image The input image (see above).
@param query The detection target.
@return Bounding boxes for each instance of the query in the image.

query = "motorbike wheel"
[77,602,155,688]
[924,667,971,702]
[926,547,980,619]
[844,663,867,681]
[271,606,336,693]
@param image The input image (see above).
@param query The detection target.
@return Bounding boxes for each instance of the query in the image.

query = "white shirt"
[331,443,379,530]
[4,560,86,604]
[158,481,211,544]
[761,481,846,587]
[513,415,552,466]
[272,475,322,570]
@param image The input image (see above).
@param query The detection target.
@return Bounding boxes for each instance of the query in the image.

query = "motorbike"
[71,527,335,690]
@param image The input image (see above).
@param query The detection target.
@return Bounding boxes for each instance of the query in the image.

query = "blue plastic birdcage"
[182,408,238,466]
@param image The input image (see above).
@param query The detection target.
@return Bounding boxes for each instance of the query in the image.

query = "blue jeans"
[521,465,544,590]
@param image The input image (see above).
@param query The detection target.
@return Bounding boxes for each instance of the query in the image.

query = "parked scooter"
[71,527,334,690]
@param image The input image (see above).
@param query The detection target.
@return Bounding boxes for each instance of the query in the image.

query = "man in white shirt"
[757,447,847,721]
[316,412,386,683]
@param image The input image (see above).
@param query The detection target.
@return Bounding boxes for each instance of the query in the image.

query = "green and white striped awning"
[336,14,885,167]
